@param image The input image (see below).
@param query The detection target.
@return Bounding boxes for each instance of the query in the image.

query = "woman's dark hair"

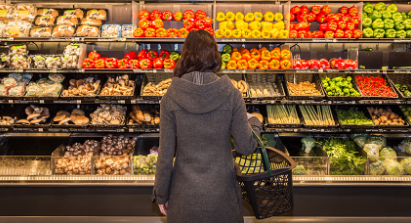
[173,30,221,78]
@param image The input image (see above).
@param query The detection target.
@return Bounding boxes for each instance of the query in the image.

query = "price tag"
[39,100,44,104]
[152,69,157,73]
[270,101,275,104]
[131,100,136,104]
[147,44,151,50]
[321,129,324,132]
[241,38,246,42]
[129,129,134,132]
[294,129,298,132]
[242,70,246,74]
[7,37,14,41]
[174,44,178,51]
[328,101,332,104]
[382,70,387,75]
[318,69,323,73]
[301,101,305,104]
[50,69,57,73]
[8,100,13,104]
[158,44,161,50]
[133,69,143,73]
[76,100,81,104]
[39,128,43,132]
[379,101,383,104]
[16,69,23,73]
[119,100,125,104]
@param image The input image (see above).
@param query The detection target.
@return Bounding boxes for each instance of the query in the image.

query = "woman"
[153,30,262,223]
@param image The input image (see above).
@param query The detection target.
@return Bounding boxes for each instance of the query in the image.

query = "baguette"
[56,16,78,26]
[86,9,107,20]
[37,8,59,17]
[35,16,55,26]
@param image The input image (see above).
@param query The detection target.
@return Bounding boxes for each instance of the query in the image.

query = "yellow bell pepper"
[262,21,273,31]
[216,12,226,22]
[215,29,225,38]
[219,21,228,30]
[254,12,263,22]
[232,29,242,38]
[251,30,261,38]
[226,11,235,21]
[235,12,244,21]
[273,21,285,30]
[278,30,288,38]
[235,20,246,30]
[264,12,274,22]
[244,13,254,22]
[274,13,283,21]
[243,22,249,30]
[261,30,271,38]
[224,29,233,38]
[242,29,252,38]
[270,28,279,38]
[249,21,261,31]
[227,21,235,30]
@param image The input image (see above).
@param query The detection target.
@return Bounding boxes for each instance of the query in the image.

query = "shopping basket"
[233,131,296,219]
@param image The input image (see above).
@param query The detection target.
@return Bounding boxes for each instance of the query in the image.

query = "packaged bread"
[34,16,55,26]
[30,26,52,37]
[86,9,107,20]
[101,24,121,37]
[63,9,84,20]
[14,4,37,22]
[52,25,75,37]
[0,21,5,37]
[56,16,78,26]
[75,25,100,37]
[121,24,133,38]
[3,20,31,37]
[80,17,102,26]
[37,8,59,17]
[0,4,13,20]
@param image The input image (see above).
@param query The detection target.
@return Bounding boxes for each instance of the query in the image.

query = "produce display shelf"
[264,127,410,133]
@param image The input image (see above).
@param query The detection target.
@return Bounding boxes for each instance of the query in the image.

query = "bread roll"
[15,4,35,11]
[56,16,78,26]
[86,9,107,20]
[37,8,59,17]
[35,16,55,26]
[63,9,84,19]
[75,25,100,37]
[81,17,102,26]
[52,25,74,37]
[30,26,52,37]
[0,4,12,10]
[73,115,89,125]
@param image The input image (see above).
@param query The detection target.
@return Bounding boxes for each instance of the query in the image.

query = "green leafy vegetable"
[336,109,374,125]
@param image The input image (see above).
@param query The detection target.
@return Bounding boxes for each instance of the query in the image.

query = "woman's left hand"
[159,202,168,216]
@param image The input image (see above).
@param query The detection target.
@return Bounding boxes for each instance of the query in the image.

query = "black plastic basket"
[386,73,411,100]
[318,73,363,101]
[233,131,296,219]
[140,73,172,100]
[247,73,286,101]
[298,105,340,128]
[353,74,399,100]
[284,73,325,101]
[334,105,375,129]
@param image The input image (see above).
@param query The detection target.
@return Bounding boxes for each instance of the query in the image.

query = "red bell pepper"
[290,23,296,30]
[159,50,170,61]
[335,29,344,38]
[353,29,362,38]
[290,13,295,21]
[144,28,156,37]
[139,9,150,20]
[297,13,307,22]
[204,27,214,36]
[355,75,397,97]
[174,12,183,21]
[82,58,95,69]
[298,30,308,38]
[128,59,140,69]
[324,31,334,38]
[340,6,348,15]
[195,19,207,30]
[289,30,298,38]
[335,13,344,21]
[309,59,321,69]
[326,13,336,23]
[183,18,195,31]
[162,11,173,21]
[156,28,167,37]
[139,59,152,69]
[327,21,337,32]
[319,23,328,31]
[167,28,178,38]
[300,5,309,14]
[124,52,138,60]
[346,22,355,31]
[195,10,206,20]
[163,59,175,69]
[153,58,163,69]
[312,30,324,38]
[316,13,326,23]
[183,10,195,20]
[104,58,118,69]
[330,58,345,69]
[296,21,310,31]
[150,10,162,20]
[293,60,302,69]
[306,13,316,22]
[311,6,321,15]
[351,16,360,25]
[88,51,101,60]
[147,51,159,61]
[320,59,330,69]
[138,19,150,30]
[204,17,213,28]
[344,30,353,38]
[133,28,145,37]
[348,7,358,17]
[321,5,331,14]
[307,31,313,38]
[341,15,350,23]
[118,59,129,69]
[152,18,164,29]
[344,59,357,69]
[337,21,347,30]
[94,59,105,69]
[291,6,301,15]
[138,49,148,61]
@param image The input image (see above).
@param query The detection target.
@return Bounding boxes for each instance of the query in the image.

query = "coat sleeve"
[230,91,262,156]
[153,98,176,204]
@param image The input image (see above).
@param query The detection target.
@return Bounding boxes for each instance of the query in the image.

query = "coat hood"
[168,72,234,114]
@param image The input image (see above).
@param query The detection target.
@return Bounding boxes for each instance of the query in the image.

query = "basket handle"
[252,130,272,176]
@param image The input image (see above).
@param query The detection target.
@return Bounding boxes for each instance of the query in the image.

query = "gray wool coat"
[153,72,262,223]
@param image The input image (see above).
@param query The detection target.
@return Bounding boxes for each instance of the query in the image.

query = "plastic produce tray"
[246,73,285,101]
[13,105,56,128]
[140,73,172,100]
[126,105,160,129]
[24,74,64,100]
[387,73,411,100]
[97,74,138,100]
[284,73,325,101]
[298,105,340,128]
[354,74,399,100]
[265,104,303,128]
[0,105,24,128]
[366,106,410,128]
[50,104,96,128]
[334,105,375,129]
[59,74,102,100]
[218,73,249,99]
[319,73,363,101]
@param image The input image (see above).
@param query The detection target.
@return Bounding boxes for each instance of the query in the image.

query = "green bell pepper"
[222,44,233,54]
[402,12,408,20]
[386,4,398,13]
[396,30,407,38]
[370,10,382,21]
[392,12,403,22]
[395,20,405,30]
[384,19,394,29]
[363,28,374,38]
[170,51,181,61]
[362,17,372,28]
[374,2,386,11]
[363,13,368,19]
[221,53,231,63]
[385,29,396,38]
[404,19,411,30]
[408,11,411,19]
[382,11,392,20]
[363,3,374,14]
[346,76,352,82]
[221,61,226,69]
[372,18,384,29]
[406,30,411,38]
[373,28,385,38]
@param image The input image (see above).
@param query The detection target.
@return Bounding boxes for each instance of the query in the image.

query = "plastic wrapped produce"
[3,20,31,37]
[351,134,367,148]
[133,154,158,175]
[61,55,78,69]
[380,147,397,161]
[0,4,14,20]
[121,24,133,37]
[45,55,62,69]
[48,73,65,83]
[13,4,37,22]
[0,54,11,68]
[0,21,6,37]
[399,138,411,155]
[383,159,403,175]
[11,55,30,69]
[400,158,411,175]
[38,81,62,97]
[369,161,385,175]
[33,55,46,68]
[2,76,18,88]
[63,43,80,56]
[0,84,7,96]
[364,135,386,162]
[24,82,41,97]
[9,45,27,56]
[101,24,121,37]
[8,84,25,96]
[29,26,52,37]
[301,137,316,154]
